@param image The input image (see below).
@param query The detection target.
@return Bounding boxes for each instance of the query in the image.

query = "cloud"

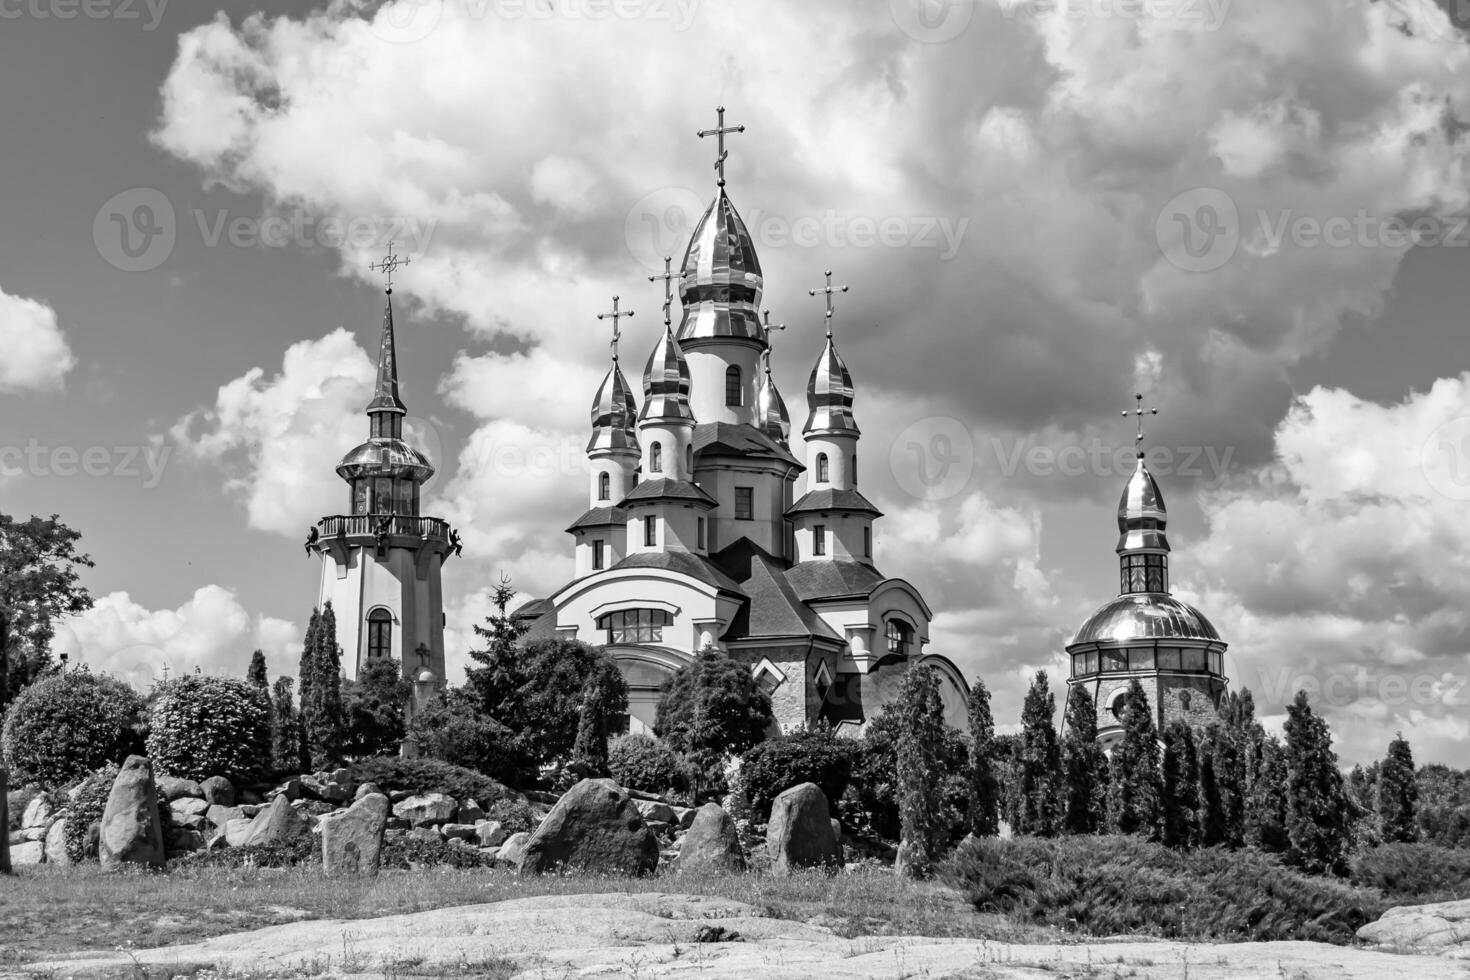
[0,284,74,394]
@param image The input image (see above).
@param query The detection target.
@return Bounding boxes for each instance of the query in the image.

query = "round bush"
[1,671,146,787]
[145,675,272,784]
[608,734,683,795]
[406,692,523,784]
[739,726,859,821]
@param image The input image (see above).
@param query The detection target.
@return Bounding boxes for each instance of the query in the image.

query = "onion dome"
[756,356,791,445]
[804,334,859,436]
[588,360,640,455]
[1118,455,1169,554]
[638,325,694,423]
[336,297,434,485]
[676,189,765,346]
[1071,593,1221,645]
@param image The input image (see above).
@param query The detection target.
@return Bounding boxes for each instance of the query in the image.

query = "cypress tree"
[1106,679,1163,838]
[297,609,321,759]
[1160,720,1200,848]
[1014,671,1062,837]
[1244,732,1289,852]
[1061,684,1108,834]
[571,658,628,779]
[894,665,947,877]
[309,601,346,769]
[1198,723,1245,848]
[1376,733,1419,844]
[966,678,1000,837]
[1283,691,1350,874]
[270,675,302,776]
[246,649,268,690]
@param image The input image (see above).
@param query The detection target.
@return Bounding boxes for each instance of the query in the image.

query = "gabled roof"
[565,506,628,533]
[785,559,886,603]
[693,422,802,468]
[723,552,842,642]
[787,488,883,518]
[609,550,744,594]
[620,478,718,507]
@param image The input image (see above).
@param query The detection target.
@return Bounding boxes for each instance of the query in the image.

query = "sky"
[2,0,1469,767]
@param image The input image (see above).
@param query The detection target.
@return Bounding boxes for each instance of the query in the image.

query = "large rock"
[11,841,43,866]
[393,793,456,827]
[201,776,236,807]
[206,804,244,831]
[354,782,383,801]
[43,818,71,866]
[170,797,210,820]
[21,794,54,831]
[475,820,508,848]
[1358,899,1470,958]
[496,831,531,868]
[672,803,745,874]
[635,800,676,825]
[765,783,840,875]
[321,793,389,877]
[99,756,166,871]
[301,774,352,805]
[441,823,478,843]
[519,778,659,877]
[157,776,203,801]
[239,795,313,848]
[223,818,254,847]
[457,800,486,824]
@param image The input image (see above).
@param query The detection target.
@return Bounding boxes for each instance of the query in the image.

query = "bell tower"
[306,246,457,706]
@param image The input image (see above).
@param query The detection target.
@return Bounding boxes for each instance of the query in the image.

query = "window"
[366,609,392,660]
[725,365,741,406]
[863,525,872,558]
[644,515,657,547]
[735,486,754,520]
[592,539,606,570]
[597,608,672,644]
[816,453,830,483]
[886,619,912,657]
[1130,647,1155,670]
[851,452,857,485]
[1209,651,1223,675]
[1072,653,1088,677]
[1120,553,1167,594]
[598,472,610,501]
[686,444,693,472]
[1158,648,1182,671]
[650,442,663,474]
[813,524,827,556]
[1102,648,1128,672]
[697,517,706,550]
[1183,649,1207,672]
[1084,651,1098,674]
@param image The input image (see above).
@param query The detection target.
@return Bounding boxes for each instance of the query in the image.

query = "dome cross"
[1123,392,1159,458]
[808,270,849,338]
[368,241,410,294]
[648,255,677,327]
[698,105,745,188]
[761,309,785,372]
[597,295,635,361]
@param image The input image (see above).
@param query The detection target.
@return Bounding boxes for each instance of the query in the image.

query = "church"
[513,110,971,735]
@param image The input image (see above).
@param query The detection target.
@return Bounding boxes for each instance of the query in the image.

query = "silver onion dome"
[1118,455,1169,554]
[639,325,694,423]
[756,357,791,444]
[676,189,765,346]
[336,438,434,483]
[588,360,640,455]
[804,334,859,436]
[1071,593,1221,645]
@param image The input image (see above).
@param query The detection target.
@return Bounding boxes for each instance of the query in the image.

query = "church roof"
[609,550,744,594]
[1070,593,1222,646]
[676,188,764,347]
[692,422,802,468]
[621,478,718,507]
[784,559,886,603]
[724,553,842,641]
[565,506,628,533]
[787,488,883,518]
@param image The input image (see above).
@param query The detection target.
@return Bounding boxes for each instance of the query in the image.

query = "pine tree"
[1106,679,1163,838]
[1376,733,1419,844]
[1283,690,1350,874]
[966,678,1000,837]
[308,602,346,770]
[270,675,303,775]
[1061,684,1108,834]
[571,658,628,778]
[894,665,948,877]
[1014,671,1062,836]
[246,649,268,690]
[1160,720,1200,848]
[464,574,530,714]
[298,608,321,736]
[1244,732,1289,852]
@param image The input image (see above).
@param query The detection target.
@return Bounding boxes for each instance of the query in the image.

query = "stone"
[170,797,210,819]
[11,841,43,865]
[21,794,53,830]
[21,827,47,842]
[393,793,457,827]
[496,832,531,868]
[6,831,23,846]
[99,756,166,871]
[270,778,303,802]
[354,782,383,801]
[206,804,244,830]
[675,807,697,831]
[223,818,254,847]
[475,820,508,847]
[519,778,659,877]
[157,776,203,801]
[441,823,478,843]
[456,799,486,824]
[765,783,840,876]
[1358,899,1470,958]
[240,795,313,847]
[672,803,745,874]
[43,818,71,866]
[301,775,351,804]
[635,800,677,825]
[174,813,208,831]
[321,792,389,877]
[201,776,236,807]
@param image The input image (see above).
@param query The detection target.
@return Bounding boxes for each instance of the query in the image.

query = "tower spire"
[1116,392,1169,593]
[365,243,409,421]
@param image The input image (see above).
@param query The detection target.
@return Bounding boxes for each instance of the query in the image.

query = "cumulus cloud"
[0,285,74,394]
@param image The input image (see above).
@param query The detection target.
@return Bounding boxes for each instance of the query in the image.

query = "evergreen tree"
[571,658,629,778]
[1197,725,1226,846]
[297,608,321,736]
[1244,732,1290,852]
[655,648,774,759]
[308,602,346,769]
[1061,684,1108,834]
[463,574,531,712]
[1106,679,1163,838]
[0,513,94,712]
[1198,723,1245,848]
[966,678,1000,837]
[1376,733,1419,844]
[1282,691,1350,874]
[1160,720,1200,848]
[894,665,948,877]
[343,658,413,758]
[270,675,303,775]
[1014,671,1062,836]
[246,649,268,690]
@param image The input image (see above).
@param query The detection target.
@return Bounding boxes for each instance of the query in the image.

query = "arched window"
[366,609,393,660]
[650,442,663,474]
[725,366,742,406]
[597,608,673,644]
[885,619,912,657]
[597,472,611,501]
[816,453,830,483]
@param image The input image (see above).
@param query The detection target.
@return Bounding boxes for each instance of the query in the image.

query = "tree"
[654,649,774,760]
[0,513,94,710]
[301,603,346,770]
[1160,720,1200,848]
[571,658,629,778]
[407,688,519,783]
[1282,690,1350,874]
[1014,671,1062,836]
[1197,723,1242,847]
[343,658,413,759]
[246,650,268,690]
[1,670,144,785]
[1376,733,1419,844]
[462,575,531,712]
[1106,679,1162,838]
[894,666,948,877]
[1245,732,1289,852]
[298,608,321,728]
[966,679,1000,837]
[1061,684,1108,834]
[270,675,305,775]
[146,675,273,783]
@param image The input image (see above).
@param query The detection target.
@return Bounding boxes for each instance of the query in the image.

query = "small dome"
[676,189,764,346]
[639,326,694,423]
[1118,456,1168,553]
[804,335,858,436]
[756,360,791,444]
[587,361,640,455]
[336,438,434,484]
[1071,593,1221,646]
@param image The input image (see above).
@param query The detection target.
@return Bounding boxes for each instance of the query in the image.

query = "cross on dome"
[597,295,635,361]
[369,241,410,294]
[808,270,849,338]
[1123,392,1160,458]
[697,105,745,187]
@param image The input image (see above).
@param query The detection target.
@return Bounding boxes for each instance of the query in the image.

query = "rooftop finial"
[1123,392,1159,459]
[369,240,410,295]
[698,105,745,188]
[808,270,849,339]
[761,308,785,374]
[649,255,677,328]
[596,295,635,362]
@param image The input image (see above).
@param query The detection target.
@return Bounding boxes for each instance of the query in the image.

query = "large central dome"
[676,189,764,345]
[1071,593,1221,645]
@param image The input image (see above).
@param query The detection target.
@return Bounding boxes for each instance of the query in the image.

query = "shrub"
[740,725,859,821]
[607,734,683,796]
[345,756,519,805]
[655,650,773,758]
[173,835,319,870]
[1,671,145,786]
[1349,843,1470,902]
[145,675,272,784]
[407,690,522,784]
[382,833,494,869]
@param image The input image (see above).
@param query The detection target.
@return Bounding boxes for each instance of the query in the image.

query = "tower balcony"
[309,513,461,578]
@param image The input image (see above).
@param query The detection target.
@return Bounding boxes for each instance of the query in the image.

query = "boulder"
[393,793,456,827]
[441,823,478,843]
[21,826,47,842]
[765,783,840,876]
[635,800,677,825]
[672,803,745,873]
[157,776,203,801]
[321,792,389,877]
[269,778,302,802]
[201,776,236,807]
[223,818,254,847]
[354,782,383,801]
[43,818,71,866]
[170,797,210,820]
[99,755,166,871]
[206,804,244,831]
[301,775,351,805]
[21,794,53,830]
[11,841,44,866]
[496,832,531,869]
[519,778,659,877]
[1358,899,1470,958]
[457,800,486,824]
[173,813,208,832]
[475,820,508,848]
[239,795,313,848]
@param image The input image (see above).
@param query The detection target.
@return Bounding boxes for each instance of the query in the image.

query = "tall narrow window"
[650,442,663,474]
[813,524,827,556]
[592,539,606,570]
[697,517,707,550]
[816,453,830,483]
[734,486,754,520]
[366,609,392,660]
[863,525,872,558]
[725,366,742,406]
[598,472,611,501]
[644,515,657,547]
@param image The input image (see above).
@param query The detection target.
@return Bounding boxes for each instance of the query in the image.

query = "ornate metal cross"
[369,241,410,293]
[1123,392,1159,455]
[808,270,849,337]
[761,309,785,372]
[648,255,678,327]
[597,295,635,360]
[698,105,745,187]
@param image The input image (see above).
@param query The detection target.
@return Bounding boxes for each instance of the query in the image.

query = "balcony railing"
[317,514,452,543]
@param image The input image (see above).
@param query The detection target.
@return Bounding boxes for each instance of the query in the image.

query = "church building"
[515,110,969,734]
